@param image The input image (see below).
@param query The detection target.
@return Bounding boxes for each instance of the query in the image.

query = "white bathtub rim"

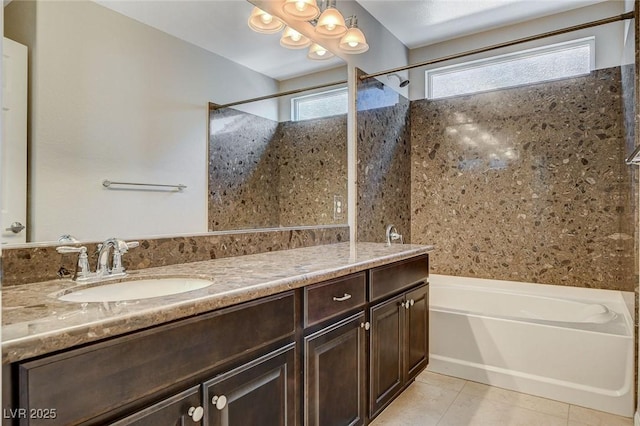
[429,306,632,337]
[429,274,633,305]
[429,274,634,334]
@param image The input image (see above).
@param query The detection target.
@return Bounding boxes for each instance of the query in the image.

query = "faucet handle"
[125,241,139,250]
[57,246,92,281]
[56,246,86,254]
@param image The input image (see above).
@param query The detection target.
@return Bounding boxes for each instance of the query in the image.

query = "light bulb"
[296,1,306,11]
[248,7,284,34]
[291,32,301,42]
[315,7,346,38]
[348,41,358,47]
[317,49,326,56]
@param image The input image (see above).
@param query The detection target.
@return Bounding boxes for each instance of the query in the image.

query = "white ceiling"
[96,0,611,81]
[356,0,609,49]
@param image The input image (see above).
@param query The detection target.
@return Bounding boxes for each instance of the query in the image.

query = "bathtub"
[428,274,634,417]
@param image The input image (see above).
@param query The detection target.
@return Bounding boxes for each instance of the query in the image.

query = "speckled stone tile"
[357,72,412,244]
[276,115,348,226]
[2,226,349,287]
[209,108,347,231]
[1,242,433,363]
[410,67,636,291]
[209,107,280,231]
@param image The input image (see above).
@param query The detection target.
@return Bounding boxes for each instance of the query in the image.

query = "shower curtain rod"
[209,80,347,110]
[359,11,635,80]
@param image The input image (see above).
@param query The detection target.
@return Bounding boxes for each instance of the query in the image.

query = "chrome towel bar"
[102,180,186,191]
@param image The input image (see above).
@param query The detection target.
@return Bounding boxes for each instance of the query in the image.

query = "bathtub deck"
[370,370,633,426]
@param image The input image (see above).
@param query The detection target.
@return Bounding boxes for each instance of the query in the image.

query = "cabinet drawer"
[304,273,366,328]
[369,255,429,302]
[18,292,295,425]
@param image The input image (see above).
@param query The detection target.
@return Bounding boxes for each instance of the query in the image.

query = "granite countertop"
[2,242,433,364]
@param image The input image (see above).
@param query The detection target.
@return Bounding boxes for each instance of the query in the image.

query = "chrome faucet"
[96,238,139,278]
[385,224,403,246]
[57,237,139,281]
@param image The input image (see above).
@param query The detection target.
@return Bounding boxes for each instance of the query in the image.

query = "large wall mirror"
[2,0,347,246]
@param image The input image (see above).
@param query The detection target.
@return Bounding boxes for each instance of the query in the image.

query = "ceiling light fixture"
[282,0,321,21]
[315,0,347,38]
[280,26,312,49]
[307,43,334,60]
[248,7,285,34]
[339,16,369,54]
[248,0,369,61]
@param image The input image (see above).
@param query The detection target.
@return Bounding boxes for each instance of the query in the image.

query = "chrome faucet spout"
[96,238,139,278]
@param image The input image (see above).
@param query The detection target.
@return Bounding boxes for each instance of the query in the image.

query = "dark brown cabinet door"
[369,295,404,418]
[203,344,296,426]
[404,284,429,382]
[110,386,203,426]
[304,312,366,426]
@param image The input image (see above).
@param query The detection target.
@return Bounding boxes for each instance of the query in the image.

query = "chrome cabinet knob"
[211,394,227,410]
[405,300,411,310]
[5,222,25,234]
[187,406,204,422]
[400,301,406,309]
[410,299,415,306]
[360,321,370,330]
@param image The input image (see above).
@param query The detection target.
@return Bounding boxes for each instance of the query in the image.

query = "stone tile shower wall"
[411,67,636,291]
[209,108,280,231]
[357,77,412,243]
[209,108,347,231]
[276,116,348,226]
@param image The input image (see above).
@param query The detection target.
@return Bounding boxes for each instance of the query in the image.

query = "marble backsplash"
[209,108,347,231]
[2,226,349,287]
[410,67,636,291]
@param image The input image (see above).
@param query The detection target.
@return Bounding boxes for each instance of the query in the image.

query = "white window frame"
[291,87,348,122]
[425,36,595,100]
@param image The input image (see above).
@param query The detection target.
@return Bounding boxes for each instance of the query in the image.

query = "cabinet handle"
[405,300,410,310]
[410,299,415,306]
[360,321,370,330]
[211,395,228,410]
[333,293,352,302]
[400,301,406,309]
[187,406,204,422]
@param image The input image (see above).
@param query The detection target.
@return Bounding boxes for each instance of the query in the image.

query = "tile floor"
[370,370,634,426]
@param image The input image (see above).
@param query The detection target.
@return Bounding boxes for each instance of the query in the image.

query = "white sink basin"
[57,278,213,302]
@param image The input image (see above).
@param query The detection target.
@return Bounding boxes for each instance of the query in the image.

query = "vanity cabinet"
[304,313,366,426]
[369,284,429,417]
[303,273,367,426]
[110,344,296,426]
[5,252,431,426]
[15,292,296,425]
[203,344,296,426]
[368,255,429,418]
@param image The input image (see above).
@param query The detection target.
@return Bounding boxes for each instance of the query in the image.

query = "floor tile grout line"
[435,379,468,426]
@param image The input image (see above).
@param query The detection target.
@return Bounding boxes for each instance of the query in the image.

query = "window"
[425,37,594,100]
[291,87,348,121]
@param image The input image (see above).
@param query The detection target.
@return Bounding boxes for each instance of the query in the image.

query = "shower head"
[387,73,410,88]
